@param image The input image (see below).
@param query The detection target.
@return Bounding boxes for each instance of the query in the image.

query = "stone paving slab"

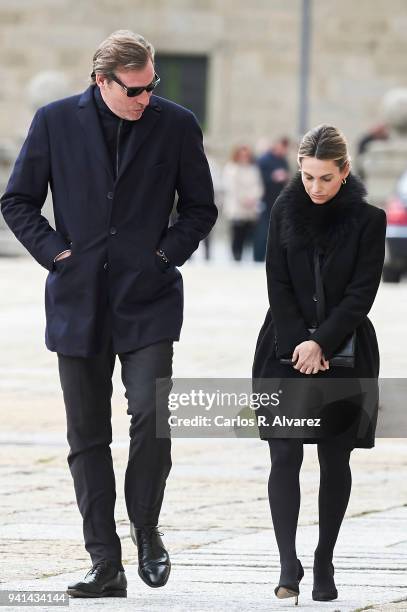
[1,257,407,611]
[1,510,406,612]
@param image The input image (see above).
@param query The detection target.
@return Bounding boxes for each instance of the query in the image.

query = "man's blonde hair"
[91,30,155,83]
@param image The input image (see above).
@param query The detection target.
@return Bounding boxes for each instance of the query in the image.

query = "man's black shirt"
[93,85,134,180]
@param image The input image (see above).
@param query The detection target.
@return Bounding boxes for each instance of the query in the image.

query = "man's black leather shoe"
[67,560,127,598]
[130,523,171,588]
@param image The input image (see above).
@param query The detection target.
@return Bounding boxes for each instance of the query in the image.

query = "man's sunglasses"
[109,72,160,97]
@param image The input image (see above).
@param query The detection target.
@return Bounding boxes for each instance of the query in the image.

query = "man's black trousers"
[57,340,173,569]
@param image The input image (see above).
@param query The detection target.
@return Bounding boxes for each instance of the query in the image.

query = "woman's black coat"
[252,172,387,448]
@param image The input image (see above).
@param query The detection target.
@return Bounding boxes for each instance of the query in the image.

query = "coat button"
[313,294,318,302]
[109,227,117,235]
[103,262,108,270]
[107,192,114,200]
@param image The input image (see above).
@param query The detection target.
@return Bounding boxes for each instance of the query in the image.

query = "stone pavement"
[0,255,406,611]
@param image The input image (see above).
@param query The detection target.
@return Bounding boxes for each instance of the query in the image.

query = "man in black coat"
[254,137,290,261]
[1,30,217,597]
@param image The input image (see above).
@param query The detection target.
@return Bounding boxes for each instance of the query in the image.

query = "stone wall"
[0,0,406,160]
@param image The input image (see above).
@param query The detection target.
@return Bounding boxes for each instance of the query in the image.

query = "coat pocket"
[53,252,74,272]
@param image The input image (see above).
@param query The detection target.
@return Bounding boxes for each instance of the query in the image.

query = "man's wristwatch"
[156,248,171,268]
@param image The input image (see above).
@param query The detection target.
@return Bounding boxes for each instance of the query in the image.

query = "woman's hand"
[320,355,330,371]
[291,340,330,375]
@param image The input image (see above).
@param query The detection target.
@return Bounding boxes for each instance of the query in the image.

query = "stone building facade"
[1,0,407,252]
[0,0,406,157]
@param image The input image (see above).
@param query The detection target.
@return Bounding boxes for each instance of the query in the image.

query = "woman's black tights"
[267,439,352,584]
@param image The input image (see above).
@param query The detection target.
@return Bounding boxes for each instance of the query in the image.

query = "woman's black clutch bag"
[307,327,355,367]
[279,248,356,368]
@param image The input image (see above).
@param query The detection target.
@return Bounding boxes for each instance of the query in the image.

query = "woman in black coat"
[252,125,386,604]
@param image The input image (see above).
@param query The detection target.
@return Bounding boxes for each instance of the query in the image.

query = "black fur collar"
[277,171,367,251]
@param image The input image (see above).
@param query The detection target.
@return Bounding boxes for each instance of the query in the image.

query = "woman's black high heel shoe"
[312,560,338,601]
[274,559,304,606]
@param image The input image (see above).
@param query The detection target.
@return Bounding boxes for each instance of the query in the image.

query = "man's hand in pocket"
[54,249,72,262]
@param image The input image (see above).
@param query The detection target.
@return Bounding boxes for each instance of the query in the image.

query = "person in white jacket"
[222,145,264,261]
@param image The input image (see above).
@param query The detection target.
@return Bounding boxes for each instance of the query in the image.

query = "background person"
[222,145,263,261]
[355,122,389,179]
[254,137,291,262]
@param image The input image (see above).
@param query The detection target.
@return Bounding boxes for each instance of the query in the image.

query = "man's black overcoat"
[1,87,217,356]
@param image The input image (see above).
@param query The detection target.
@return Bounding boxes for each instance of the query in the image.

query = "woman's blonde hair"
[90,30,154,83]
[297,124,351,171]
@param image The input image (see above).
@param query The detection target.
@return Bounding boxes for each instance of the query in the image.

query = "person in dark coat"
[253,137,290,262]
[252,125,386,604]
[1,30,217,597]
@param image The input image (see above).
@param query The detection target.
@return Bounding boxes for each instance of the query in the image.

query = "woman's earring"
[342,178,347,185]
